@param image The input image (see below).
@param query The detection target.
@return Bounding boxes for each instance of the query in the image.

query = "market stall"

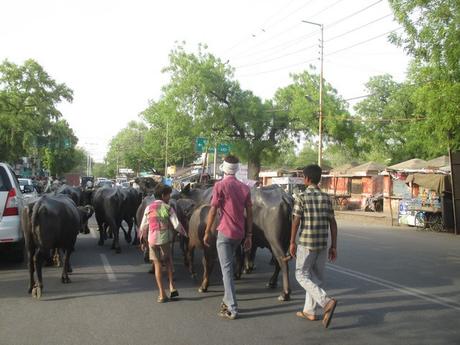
[398,173,452,231]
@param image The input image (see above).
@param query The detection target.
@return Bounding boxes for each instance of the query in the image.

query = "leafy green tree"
[142,95,199,174]
[41,119,81,176]
[0,59,73,162]
[105,121,151,176]
[156,44,293,179]
[273,69,358,164]
[389,0,460,150]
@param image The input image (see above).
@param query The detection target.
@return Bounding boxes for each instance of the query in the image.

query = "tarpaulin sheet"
[405,173,451,194]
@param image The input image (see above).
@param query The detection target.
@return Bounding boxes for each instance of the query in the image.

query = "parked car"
[18,178,33,192]
[0,163,25,262]
[95,180,113,188]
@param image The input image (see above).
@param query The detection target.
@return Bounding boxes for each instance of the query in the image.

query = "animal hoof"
[266,282,277,289]
[32,286,42,299]
[234,274,241,280]
[191,273,197,280]
[61,276,71,284]
[278,293,290,302]
[125,235,132,244]
[198,287,207,293]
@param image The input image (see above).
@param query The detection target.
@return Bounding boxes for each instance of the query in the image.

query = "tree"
[156,44,293,179]
[389,0,460,150]
[41,119,81,176]
[142,95,199,174]
[105,121,151,176]
[274,70,358,163]
[0,59,73,162]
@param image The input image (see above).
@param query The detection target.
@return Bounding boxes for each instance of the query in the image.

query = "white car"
[0,163,25,262]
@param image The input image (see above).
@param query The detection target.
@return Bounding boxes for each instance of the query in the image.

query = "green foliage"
[0,59,73,163]
[152,44,294,179]
[105,121,150,176]
[389,0,460,150]
[41,119,81,176]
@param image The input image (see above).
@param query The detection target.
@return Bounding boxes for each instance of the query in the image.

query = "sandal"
[170,289,179,299]
[296,311,319,321]
[157,296,169,303]
[322,298,337,328]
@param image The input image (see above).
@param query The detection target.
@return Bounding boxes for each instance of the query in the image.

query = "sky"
[1,0,411,162]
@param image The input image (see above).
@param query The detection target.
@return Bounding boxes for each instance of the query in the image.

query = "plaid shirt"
[292,185,334,250]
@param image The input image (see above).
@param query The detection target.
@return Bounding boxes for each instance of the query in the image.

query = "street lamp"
[302,20,324,166]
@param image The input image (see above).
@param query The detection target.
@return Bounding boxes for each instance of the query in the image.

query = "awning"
[405,173,451,194]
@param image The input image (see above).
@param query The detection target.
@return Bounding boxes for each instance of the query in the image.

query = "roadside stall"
[271,176,305,195]
[398,173,452,231]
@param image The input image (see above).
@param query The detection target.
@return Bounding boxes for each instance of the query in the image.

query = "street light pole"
[302,20,324,166]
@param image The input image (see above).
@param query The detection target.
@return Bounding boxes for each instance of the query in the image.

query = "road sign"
[195,137,208,153]
[217,144,230,154]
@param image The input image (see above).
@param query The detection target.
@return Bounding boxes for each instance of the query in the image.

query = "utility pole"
[302,20,324,166]
[164,120,169,176]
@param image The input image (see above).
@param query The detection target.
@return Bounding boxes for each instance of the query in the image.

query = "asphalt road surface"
[1,218,459,345]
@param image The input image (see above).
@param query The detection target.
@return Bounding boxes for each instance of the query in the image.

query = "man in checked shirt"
[289,164,338,328]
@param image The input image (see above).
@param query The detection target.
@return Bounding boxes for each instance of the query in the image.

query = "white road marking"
[100,254,117,282]
[327,264,460,312]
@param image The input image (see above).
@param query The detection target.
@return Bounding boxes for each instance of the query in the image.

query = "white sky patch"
[1,0,411,162]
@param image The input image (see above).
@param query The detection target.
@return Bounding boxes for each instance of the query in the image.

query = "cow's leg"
[185,245,196,279]
[244,246,257,274]
[27,247,35,294]
[126,219,133,243]
[199,250,212,293]
[106,224,112,239]
[180,235,189,265]
[61,249,72,283]
[120,221,131,243]
[32,250,45,299]
[53,248,61,267]
[269,244,291,301]
[96,216,105,246]
[110,221,121,253]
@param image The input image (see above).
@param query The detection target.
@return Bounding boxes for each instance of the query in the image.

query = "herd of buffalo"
[21,178,294,301]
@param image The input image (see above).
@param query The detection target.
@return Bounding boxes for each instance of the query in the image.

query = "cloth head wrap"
[220,161,239,175]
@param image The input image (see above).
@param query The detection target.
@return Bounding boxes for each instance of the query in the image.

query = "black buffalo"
[92,187,124,253]
[119,187,142,244]
[246,186,293,301]
[21,194,93,299]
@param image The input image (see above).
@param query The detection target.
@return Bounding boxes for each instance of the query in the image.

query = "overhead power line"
[237,27,401,78]
[327,27,402,56]
[325,13,393,42]
[235,43,318,69]
[326,0,384,29]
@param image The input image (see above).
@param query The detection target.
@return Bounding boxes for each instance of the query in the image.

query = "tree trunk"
[247,154,261,181]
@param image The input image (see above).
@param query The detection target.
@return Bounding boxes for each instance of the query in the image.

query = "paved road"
[1,219,459,345]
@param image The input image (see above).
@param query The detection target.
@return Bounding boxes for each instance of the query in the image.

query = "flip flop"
[157,296,169,303]
[296,311,319,321]
[322,298,337,328]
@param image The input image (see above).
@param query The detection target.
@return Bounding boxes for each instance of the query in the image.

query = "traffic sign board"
[195,137,208,153]
[217,144,230,154]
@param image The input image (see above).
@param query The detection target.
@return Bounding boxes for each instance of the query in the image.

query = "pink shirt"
[211,175,252,240]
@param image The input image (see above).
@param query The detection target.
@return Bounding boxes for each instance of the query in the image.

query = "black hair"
[224,154,239,164]
[153,183,172,199]
[303,164,322,184]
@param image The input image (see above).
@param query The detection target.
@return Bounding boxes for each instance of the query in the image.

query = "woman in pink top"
[139,184,186,303]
